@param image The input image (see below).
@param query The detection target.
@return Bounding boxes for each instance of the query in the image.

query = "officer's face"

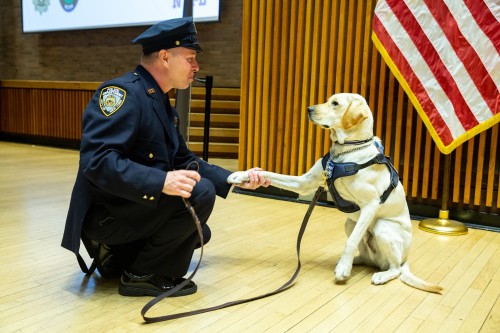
[167,47,199,89]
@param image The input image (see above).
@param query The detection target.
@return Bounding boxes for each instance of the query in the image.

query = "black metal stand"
[195,76,213,161]
[175,1,195,141]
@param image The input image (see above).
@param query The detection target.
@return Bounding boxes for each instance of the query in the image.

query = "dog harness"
[320,152,400,213]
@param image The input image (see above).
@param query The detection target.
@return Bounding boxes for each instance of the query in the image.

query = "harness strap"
[330,153,386,181]
[141,187,325,323]
[323,153,399,213]
[379,161,399,204]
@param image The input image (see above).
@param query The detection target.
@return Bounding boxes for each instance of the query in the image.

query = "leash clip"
[320,158,335,189]
[320,170,329,189]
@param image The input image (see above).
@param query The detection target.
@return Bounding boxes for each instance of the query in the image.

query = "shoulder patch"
[99,86,126,116]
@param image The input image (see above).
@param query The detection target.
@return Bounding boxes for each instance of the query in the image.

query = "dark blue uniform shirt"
[62,65,232,254]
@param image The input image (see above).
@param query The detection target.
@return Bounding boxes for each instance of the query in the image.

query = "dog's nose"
[307,106,314,113]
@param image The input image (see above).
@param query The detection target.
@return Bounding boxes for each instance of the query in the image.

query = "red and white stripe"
[372,0,500,154]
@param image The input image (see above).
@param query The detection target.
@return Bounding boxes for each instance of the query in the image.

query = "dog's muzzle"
[307,106,329,128]
[307,106,315,117]
[307,106,318,122]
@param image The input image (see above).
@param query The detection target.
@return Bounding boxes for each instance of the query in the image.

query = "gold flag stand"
[418,154,468,236]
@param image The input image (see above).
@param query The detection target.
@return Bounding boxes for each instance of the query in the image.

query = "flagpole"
[418,154,468,235]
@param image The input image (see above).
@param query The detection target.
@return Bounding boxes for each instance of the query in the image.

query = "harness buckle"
[375,153,385,163]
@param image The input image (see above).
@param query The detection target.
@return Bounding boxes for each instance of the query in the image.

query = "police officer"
[61,17,270,297]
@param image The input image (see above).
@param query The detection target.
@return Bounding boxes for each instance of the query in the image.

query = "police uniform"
[61,17,232,287]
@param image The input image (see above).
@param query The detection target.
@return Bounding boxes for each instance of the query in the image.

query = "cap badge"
[99,86,126,117]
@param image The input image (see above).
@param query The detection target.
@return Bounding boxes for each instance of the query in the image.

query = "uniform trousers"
[82,178,216,277]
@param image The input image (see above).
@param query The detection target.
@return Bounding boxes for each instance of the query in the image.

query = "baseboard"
[233,186,500,232]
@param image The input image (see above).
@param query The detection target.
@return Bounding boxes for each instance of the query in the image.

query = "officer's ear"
[158,49,169,64]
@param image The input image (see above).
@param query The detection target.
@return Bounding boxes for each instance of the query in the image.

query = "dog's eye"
[332,101,339,106]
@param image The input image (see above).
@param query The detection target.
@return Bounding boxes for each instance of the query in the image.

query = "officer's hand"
[163,170,201,198]
[236,167,271,190]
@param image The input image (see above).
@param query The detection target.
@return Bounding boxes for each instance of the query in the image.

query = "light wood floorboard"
[0,141,499,332]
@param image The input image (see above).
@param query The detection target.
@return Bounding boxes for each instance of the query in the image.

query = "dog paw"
[335,257,353,281]
[227,171,250,184]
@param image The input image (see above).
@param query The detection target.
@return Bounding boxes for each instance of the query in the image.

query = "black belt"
[141,186,326,323]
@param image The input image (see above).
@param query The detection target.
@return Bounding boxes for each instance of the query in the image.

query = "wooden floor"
[0,141,499,332]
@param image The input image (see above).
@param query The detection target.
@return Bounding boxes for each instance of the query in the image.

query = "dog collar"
[333,142,373,158]
[335,137,374,145]
[332,139,385,158]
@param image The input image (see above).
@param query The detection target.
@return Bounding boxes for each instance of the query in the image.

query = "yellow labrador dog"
[228,93,442,293]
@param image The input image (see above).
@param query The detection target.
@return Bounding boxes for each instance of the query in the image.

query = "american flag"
[372,0,500,154]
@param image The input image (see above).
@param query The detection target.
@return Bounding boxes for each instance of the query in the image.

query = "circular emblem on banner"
[60,0,78,12]
[33,0,50,15]
[99,86,126,117]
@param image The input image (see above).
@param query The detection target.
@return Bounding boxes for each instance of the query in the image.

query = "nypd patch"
[99,86,126,116]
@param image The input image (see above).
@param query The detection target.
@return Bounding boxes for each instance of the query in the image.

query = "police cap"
[131,16,202,54]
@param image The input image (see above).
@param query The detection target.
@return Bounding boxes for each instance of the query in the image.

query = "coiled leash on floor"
[141,164,325,323]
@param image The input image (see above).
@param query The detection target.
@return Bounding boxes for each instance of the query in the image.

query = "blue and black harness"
[320,152,400,213]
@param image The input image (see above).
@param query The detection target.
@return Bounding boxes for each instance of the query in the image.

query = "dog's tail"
[400,262,443,294]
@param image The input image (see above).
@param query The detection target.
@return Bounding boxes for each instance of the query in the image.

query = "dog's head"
[307,93,373,143]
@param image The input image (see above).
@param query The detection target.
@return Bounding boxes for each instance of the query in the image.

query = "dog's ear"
[341,99,370,130]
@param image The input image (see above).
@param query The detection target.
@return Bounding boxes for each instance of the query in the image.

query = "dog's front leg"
[227,159,324,196]
[335,204,378,281]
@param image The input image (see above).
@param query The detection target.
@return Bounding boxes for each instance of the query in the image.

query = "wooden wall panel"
[0,82,242,157]
[0,1,498,225]
[239,0,499,223]
[0,85,94,143]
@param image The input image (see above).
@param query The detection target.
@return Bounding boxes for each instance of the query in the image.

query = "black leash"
[141,185,326,323]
